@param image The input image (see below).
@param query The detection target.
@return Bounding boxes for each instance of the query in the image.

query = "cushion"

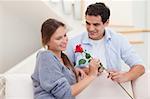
[132,71,150,99]
[4,74,34,99]
[0,75,5,99]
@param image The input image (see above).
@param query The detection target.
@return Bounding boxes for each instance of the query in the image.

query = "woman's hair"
[41,18,65,47]
[61,53,78,82]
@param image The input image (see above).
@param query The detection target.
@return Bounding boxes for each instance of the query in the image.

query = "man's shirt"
[66,28,143,70]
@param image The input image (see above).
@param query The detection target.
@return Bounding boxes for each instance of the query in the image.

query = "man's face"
[85,15,108,40]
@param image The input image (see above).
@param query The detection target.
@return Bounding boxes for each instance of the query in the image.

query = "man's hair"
[85,2,110,23]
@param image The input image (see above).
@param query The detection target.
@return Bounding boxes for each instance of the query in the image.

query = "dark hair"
[41,18,65,47]
[85,2,110,23]
[61,53,78,82]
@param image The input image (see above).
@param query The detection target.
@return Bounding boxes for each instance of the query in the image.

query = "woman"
[31,18,100,99]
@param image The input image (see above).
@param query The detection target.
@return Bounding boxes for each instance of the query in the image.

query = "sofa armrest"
[0,75,5,99]
[132,71,150,99]
[4,74,34,99]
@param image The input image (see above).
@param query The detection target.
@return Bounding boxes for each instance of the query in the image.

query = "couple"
[31,2,145,99]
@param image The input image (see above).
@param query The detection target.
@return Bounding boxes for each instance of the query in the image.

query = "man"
[66,2,145,83]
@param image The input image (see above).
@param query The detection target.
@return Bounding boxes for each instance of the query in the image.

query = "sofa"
[0,71,149,99]
[0,50,149,99]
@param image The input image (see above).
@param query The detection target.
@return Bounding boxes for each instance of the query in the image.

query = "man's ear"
[104,19,109,26]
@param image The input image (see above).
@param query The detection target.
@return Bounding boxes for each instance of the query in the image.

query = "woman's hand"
[88,58,100,77]
[75,67,87,80]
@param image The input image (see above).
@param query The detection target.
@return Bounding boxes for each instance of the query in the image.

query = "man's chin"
[89,35,97,40]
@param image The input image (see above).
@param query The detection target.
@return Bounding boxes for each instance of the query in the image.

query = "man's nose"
[88,25,95,31]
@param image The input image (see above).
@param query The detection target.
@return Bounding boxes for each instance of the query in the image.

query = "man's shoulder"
[106,28,126,39]
[105,28,129,46]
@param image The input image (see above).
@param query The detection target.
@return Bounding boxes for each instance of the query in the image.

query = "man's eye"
[93,23,100,26]
[86,21,90,25]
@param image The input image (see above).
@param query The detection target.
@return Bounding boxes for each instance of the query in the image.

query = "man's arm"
[126,64,145,81]
[109,64,145,83]
[114,35,145,83]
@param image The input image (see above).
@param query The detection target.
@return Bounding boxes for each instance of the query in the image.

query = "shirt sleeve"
[37,52,73,99]
[120,37,144,67]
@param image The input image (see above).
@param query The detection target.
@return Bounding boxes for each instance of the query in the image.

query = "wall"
[147,0,150,69]
[0,4,3,72]
[132,0,148,69]
[0,0,63,73]
[1,0,149,73]
[82,0,134,26]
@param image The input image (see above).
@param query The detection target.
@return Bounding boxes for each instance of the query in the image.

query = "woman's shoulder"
[36,50,54,60]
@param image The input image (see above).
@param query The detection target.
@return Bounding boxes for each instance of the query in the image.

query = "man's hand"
[107,70,129,83]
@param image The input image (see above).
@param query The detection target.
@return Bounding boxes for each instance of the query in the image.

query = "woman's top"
[31,50,76,99]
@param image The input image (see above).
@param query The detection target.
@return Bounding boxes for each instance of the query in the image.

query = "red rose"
[75,44,83,53]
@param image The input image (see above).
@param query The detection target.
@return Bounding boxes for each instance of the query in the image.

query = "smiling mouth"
[89,32,97,35]
[61,44,67,48]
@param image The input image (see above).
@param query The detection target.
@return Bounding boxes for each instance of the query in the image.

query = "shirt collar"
[104,28,112,42]
[81,32,91,45]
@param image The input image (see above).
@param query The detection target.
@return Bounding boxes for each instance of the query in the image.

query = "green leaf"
[85,53,91,59]
[79,59,86,65]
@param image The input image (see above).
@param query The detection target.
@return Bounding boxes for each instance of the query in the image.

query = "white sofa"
[0,71,149,99]
[0,51,150,99]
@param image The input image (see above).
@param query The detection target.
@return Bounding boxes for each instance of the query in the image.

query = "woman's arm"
[71,58,99,96]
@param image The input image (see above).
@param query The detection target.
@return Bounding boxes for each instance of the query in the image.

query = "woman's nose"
[63,37,68,43]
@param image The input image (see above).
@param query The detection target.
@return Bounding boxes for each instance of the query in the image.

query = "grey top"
[31,50,76,99]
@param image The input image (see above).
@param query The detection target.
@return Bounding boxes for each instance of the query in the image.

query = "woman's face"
[47,26,68,52]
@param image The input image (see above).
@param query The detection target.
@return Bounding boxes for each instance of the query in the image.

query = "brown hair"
[61,53,78,82]
[41,18,65,47]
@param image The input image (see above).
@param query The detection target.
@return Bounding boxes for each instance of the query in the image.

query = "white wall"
[147,0,150,28]
[132,0,147,28]
[83,0,134,26]
[0,4,3,72]
[0,0,64,73]
[147,0,150,69]
[132,0,149,69]
[1,0,149,73]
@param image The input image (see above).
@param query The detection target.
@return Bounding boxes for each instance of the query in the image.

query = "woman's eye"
[64,34,67,37]
[56,36,62,40]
